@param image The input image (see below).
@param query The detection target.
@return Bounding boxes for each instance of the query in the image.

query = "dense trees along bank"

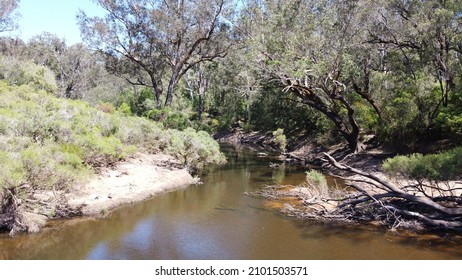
[1,0,462,233]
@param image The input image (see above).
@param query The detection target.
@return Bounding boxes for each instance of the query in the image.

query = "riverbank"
[219,129,462,233]
[215,127,388,167]
[3,152,198,235]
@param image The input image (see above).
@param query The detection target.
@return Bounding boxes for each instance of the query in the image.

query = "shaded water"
[1,145,462,259]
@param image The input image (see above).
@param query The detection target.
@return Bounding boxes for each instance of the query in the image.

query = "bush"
[147,107,191,130]
[74,134,128,167]
[117,102,132,116]
[165,128,226,172]
[0,56,58,94]
[301,170,329,198]
[272,128,287,152]
[116,116,164,151]
[0,151,24,190]
[383,147,462,181]
[0,81,133,193]
[1,71,226,203]
[20,142,89,191]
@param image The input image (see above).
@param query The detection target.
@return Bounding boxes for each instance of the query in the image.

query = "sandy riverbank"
[15,152,198,234]
[66,152,199,215]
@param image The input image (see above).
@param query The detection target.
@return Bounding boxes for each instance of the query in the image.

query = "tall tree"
[25,33,124,101]
[0,0,19,33]
[78,0,234,108]
[241,0,382,152]
[368,0,462,132]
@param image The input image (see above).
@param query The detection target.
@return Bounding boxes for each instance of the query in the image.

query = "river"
[1,145,462,259]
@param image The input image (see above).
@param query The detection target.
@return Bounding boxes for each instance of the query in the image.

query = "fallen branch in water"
[250,153,462,232]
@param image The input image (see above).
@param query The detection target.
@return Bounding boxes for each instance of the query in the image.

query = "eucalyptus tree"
[241,0,382,152]
[0,37,26,57]
[367,0,462,140]
[25,33,123,101]
[0,0,19,33]
[78,0,235,109]
[27,33,83,98]
[184,63,211,120]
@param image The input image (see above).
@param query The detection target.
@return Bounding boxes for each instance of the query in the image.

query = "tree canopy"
[0,0,19,33]
[2,0,462,152]
[78,0,235,109]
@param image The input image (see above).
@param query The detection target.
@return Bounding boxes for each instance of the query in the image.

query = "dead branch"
[250,153,462,232]
[323,152,462,230]
[323,153,462,217]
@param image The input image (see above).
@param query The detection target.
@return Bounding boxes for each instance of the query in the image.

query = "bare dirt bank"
[5,152,198,235]
[66,152,199,215]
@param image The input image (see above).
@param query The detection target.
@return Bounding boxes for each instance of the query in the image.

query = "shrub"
[116,116,164,151]
[0,151,25,190]
[0,73,226,203]
[165,128,226,172]
[302,170,329,198]
[383,147,462,181]
[74,134,127,167]
[272,128,287,152]
[19,143,88,191]
[147,107,191,130]
[117,102,132,116]
[0,56,58,94]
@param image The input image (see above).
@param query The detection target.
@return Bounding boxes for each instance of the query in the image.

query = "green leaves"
[165,128,226,173]
[272,128,287,152]
[0,56,58,93]
[0,72,226,197]
[383,148,462,182]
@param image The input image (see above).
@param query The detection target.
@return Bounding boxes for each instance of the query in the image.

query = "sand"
[66,152,199,215]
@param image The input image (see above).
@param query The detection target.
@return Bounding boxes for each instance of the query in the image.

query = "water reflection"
[1,145,462,259]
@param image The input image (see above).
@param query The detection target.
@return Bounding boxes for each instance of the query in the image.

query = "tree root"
[1,188,83,236]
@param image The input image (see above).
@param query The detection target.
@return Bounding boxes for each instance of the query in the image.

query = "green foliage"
[146,107,191,130]
[272,128,287,152]
[117,88,155,117]
[437,112,462,139]
[117,102,132,116]
[19,142,89,191]
[75,134,127,167]
[117,88,194,130]
[383,148,462,182]
[306,170,327,187]
[165,128,226,173]
[115,115,163,150]
[248,85,324,137]
[304,170,329,197]
[0,75,226,198]
[0,151,24,190]
[436,89,462,142]
[0,55,57,93]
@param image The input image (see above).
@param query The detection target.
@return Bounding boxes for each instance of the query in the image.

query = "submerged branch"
[251,153,462,232]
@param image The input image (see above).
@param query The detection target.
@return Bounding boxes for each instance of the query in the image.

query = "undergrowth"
[0,79,225,201]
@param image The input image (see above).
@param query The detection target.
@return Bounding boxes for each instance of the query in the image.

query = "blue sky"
[10,0,106,45]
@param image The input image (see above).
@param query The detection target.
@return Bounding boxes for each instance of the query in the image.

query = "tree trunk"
[342,129,361,153]
[198,94,203,120]
[282,79,363,153]
[165,73,179,107]
[197,68,208,120]
[150,76,163,109]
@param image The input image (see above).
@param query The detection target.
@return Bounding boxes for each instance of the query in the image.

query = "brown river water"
[1,145,462,259]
